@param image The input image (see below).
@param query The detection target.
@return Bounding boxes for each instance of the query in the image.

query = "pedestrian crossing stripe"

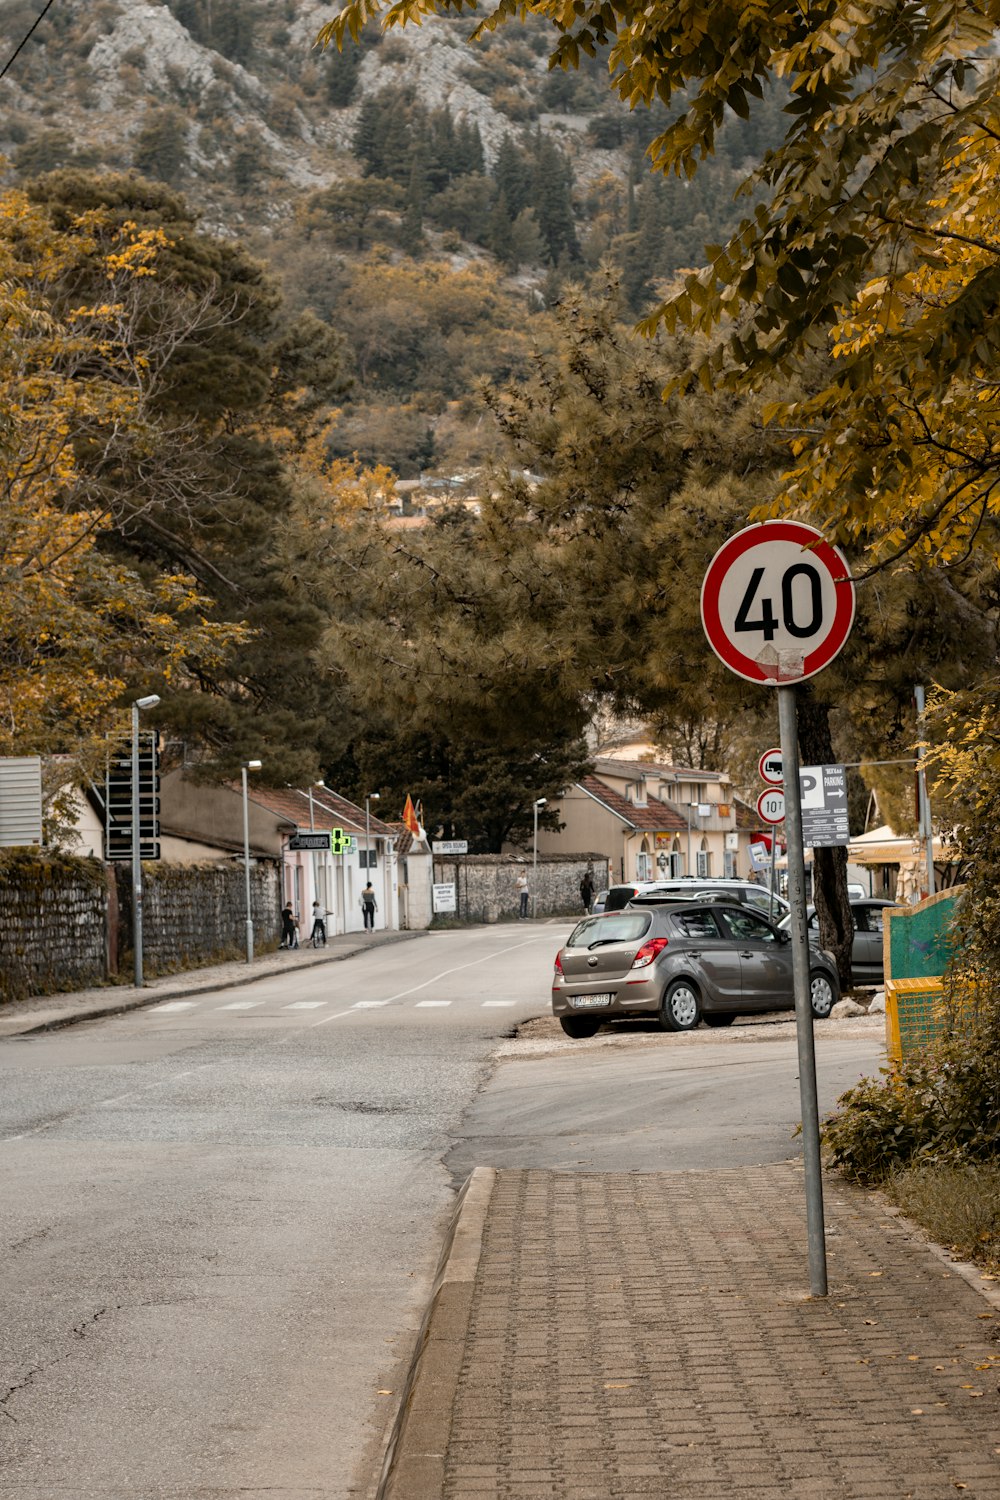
[146,996,525,1015]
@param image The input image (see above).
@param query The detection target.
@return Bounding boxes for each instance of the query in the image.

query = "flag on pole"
[402,794,420,837]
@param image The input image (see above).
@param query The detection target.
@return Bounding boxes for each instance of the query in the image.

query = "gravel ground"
[501,1007,887,1057]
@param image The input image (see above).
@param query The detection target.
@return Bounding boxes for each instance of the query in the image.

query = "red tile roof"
[246,785,394,839]
[578,776,687,833]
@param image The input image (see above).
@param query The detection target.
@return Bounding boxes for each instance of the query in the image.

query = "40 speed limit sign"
[700,521,855,685]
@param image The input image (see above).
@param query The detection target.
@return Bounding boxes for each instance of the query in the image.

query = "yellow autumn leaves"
[0,188,245,771]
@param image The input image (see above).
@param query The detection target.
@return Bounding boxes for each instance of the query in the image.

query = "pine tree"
[492,135,530,220]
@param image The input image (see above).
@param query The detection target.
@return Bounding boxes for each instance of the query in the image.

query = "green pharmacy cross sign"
[288,828,357,854]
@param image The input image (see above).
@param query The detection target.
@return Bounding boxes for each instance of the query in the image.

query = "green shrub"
[823,1024,1000,1184]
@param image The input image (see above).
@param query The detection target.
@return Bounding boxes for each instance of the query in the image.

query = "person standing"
[516,872,529,920]
[309,900,326,947]
[580,869,595,913]
[280,904,297,949]
[361,881,377,931]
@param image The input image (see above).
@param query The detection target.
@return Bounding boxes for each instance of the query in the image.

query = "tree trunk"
[795,685,854,989]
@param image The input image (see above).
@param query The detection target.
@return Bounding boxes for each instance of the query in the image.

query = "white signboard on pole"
[756,787,786,825]
[701,521,856,1300]
[701,521,855,685]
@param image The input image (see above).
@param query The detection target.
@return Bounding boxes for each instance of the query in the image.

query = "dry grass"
[889,1161,1000,1275]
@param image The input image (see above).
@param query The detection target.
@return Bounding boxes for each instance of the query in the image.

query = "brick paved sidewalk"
[386,1166,1000,1500]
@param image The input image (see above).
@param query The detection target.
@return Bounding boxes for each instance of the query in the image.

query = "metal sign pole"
[768,835,777,923]
[914,685,936,898]
[777,686,828,1297]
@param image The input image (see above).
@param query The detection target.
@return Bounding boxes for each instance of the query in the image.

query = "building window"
[723,850,737,878]
[696,842,711,878]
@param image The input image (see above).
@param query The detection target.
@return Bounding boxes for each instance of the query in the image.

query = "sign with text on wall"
[432,883,457,913]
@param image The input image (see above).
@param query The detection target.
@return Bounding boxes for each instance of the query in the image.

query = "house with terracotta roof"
[533,758,760,884]
[159,772,399,935]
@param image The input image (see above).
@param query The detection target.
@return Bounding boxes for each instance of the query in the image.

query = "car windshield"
[567,913,651,948]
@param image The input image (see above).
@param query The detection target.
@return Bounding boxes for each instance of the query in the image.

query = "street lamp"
[532,797,547,919]
[365,793,380,881]
[241,760,262,963]
[131,694,160,988]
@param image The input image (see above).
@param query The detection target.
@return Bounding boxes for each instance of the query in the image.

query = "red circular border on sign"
[756,787,786,824]
[700,521,855,685]
[758,748,783,785]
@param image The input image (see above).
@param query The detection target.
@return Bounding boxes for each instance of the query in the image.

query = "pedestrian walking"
[580,868,595,913]
[309,900,326,947]
[516,872,529,919]
[280,904,298,949]
[361,882,377,931]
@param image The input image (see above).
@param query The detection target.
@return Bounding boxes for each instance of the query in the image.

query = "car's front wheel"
[559,1015,601,1039]
[809,971,838,1019]
[660,980,702,1032]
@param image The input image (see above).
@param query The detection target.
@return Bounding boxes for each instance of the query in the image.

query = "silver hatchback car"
[551,901,840,1039]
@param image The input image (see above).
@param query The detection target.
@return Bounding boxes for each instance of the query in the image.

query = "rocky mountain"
[1,0,783,262]
[0,0,788,477]
[2,2,602,226]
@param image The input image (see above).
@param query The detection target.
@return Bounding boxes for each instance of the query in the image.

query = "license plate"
[572,994,613,1008]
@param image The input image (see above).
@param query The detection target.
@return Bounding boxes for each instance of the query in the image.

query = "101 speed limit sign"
[700,521,855,685]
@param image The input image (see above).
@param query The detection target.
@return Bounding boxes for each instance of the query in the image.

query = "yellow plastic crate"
[884,977,947,1063]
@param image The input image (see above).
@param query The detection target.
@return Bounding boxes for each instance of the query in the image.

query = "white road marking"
[482,1000,516,1007]
[415,1000,451,1008]
[149,1001,196,1013]
[219,1001,261,1010]
[311,932,552,1026]
[284,1001,326,1010]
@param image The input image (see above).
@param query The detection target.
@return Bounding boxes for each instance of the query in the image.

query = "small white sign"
[432,883,457,913]
[748,841,772,870]
[432,840,469,854]
[756,788,786,825]
[758,748,783,785]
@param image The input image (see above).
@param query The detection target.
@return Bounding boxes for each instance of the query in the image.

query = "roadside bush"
[888,1161,1000,1273]
[822,1024,1000,1184]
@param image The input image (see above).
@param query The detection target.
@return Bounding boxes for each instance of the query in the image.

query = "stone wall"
[0,853,282,1003]
[0,849,110,1003]
[114,861,282,973]
[431,852,610,925]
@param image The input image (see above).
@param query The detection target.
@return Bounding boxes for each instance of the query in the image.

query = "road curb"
[377,1167,496,1500]
[1,930,426,1038]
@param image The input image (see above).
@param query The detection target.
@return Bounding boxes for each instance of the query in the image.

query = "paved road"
[0,925,554,1500]
[1,925,887,1500]
[448,1022,884,1175]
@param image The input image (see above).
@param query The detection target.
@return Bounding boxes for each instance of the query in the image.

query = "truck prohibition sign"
[701,521,856,686]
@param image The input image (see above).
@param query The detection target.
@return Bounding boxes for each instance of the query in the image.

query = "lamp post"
[241,760,262,963]
[532,798,546,918]
[131,694,160,988]
[365,793,380,880]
